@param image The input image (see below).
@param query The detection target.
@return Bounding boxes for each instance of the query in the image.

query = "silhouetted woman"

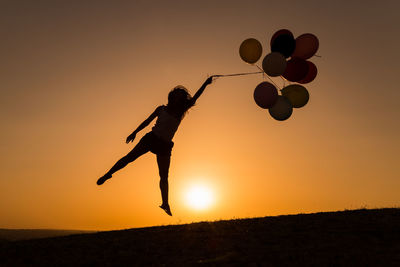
[97,77,214,216]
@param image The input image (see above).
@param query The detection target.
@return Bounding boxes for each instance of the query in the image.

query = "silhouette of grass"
[0,208,399,266]
[0,229,95,242]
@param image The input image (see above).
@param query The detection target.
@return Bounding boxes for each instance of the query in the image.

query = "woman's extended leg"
[97,138,150,185]
[157,154,172,216]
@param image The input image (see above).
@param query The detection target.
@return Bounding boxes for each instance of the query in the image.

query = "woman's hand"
[204,76,214,86]
[126,132,136,144]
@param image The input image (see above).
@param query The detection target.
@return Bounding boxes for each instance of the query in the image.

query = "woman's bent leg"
[97,138,150,185]
[107,141,150,176]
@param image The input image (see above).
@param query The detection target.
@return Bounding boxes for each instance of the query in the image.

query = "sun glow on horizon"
[184,183,215,211]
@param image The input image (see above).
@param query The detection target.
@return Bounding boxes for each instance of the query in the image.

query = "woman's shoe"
[97,174,111,185]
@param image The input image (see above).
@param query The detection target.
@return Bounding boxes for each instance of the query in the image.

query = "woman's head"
[168,85,191,106]
[167,85,192,118]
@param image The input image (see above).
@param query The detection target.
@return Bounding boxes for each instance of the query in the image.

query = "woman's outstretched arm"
[126,106,162,143]
[190,76,214,106]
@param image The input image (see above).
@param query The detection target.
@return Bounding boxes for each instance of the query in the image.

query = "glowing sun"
[185,184,214,210]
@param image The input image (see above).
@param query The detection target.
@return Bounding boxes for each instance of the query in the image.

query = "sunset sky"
[1,0,399,230]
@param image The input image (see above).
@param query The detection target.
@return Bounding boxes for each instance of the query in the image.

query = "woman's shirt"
[151,106,181,141]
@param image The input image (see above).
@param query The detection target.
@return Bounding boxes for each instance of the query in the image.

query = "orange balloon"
[292,33,319,59]
[239,38,263,64]
[262,52,287,77]
[281,84,309,108]
[298,61,317,84]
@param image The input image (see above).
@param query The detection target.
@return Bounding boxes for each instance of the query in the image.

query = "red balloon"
[283,58,309,82]
[253,82,278,109]
[292,33,319,59]
[298,61,317,84]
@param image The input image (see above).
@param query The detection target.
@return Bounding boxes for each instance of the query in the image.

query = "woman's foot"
[97,174,112,185]
[159,203,172,216]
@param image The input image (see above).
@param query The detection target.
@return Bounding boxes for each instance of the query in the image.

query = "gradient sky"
[1,0,399,230]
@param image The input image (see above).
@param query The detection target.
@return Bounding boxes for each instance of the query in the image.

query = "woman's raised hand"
[204,76,214,86]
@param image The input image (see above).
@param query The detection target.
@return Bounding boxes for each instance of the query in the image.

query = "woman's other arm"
[126,106,163,143]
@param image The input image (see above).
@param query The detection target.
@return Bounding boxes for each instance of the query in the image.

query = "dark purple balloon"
[270,29,296,58]
[253,82,278,109]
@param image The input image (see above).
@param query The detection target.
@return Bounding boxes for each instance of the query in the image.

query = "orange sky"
[1,0,399,230]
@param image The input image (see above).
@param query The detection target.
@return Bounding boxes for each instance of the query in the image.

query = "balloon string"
[280,76,287,88]
[254,65,281,90]
[213,71,263,77]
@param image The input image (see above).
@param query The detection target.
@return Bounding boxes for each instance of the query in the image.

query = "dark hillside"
[1,208,399,266]
[0,229,95,241]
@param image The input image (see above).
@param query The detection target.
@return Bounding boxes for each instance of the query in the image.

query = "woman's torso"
[151,106,181,141]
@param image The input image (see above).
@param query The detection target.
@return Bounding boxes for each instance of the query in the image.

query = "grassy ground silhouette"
[0,229,95,242]
[1,208,399,266]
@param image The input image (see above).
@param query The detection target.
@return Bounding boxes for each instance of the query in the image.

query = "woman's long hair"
[167,85,193,120]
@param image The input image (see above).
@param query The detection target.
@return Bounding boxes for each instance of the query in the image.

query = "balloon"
[262,52,287,77]
[298,61,317,84]
[253,82,278,109]
[292,33,319,59]
[268,96,293,121]
[270,29,296,58]
[239,38,263,64]
[270,29,293,46]
[281,84,309,108]
[283,57,309,82]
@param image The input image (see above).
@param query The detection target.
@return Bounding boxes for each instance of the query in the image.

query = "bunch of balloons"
[239,29,319,121]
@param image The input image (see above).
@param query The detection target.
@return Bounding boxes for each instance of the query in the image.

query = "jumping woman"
[97,76,214,216]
